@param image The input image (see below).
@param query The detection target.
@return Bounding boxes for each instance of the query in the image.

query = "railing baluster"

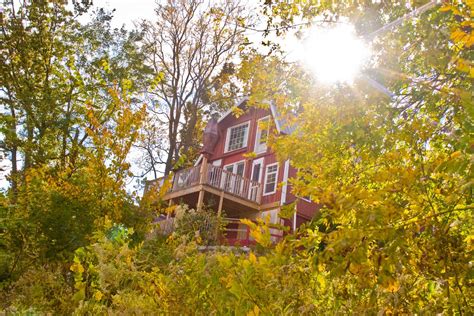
[163,164,262,204]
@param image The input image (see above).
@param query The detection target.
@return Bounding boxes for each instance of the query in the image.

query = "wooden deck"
[146,160,278,217]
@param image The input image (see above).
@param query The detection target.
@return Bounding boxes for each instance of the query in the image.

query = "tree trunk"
[8,105,18,201]
[181,106,199,159]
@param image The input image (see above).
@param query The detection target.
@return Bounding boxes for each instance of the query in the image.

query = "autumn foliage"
[1,0,473,314]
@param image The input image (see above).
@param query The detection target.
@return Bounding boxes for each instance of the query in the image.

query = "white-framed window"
[254,116,270,154]
[225,121,250,153]
[263,163,279,196]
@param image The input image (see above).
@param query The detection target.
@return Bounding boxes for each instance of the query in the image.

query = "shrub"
[173,205,225,245]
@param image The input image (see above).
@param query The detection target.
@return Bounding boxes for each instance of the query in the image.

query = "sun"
[301,24,370,84]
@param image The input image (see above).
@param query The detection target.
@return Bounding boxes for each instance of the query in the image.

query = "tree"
[139,0,249,175]
[0,1,147,194]
[0,0,149,291]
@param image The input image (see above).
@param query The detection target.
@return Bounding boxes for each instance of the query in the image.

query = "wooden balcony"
[147,163,276,217]
[171,164,262,204]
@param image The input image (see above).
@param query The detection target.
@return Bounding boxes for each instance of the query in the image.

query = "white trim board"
[217,97,250,123]
[280,159,290,205]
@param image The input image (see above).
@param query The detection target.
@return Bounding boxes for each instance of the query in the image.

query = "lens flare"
[302,24,370,84]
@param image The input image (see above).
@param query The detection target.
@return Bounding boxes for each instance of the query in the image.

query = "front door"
[249,158,263,201]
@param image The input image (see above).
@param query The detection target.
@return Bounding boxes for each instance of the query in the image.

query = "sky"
[89,0,157,28]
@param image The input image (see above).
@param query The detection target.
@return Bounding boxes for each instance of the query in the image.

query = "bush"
[173,205,225,245]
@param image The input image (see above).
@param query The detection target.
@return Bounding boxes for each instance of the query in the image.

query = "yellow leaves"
[409,203,421,212]
[100,59,110,73]
[150,71,165,89]
[451,28,473,48]
[216,253,233,267]
[249,252,257,264]
[443,2,474,50]
[439,3,465,16]
[247,305,260,316]
[93,290,104,301]
[274,240,286,255]
[231,106,244,118]
[274,94,286,108]
[439,5,453,13]
[121,78,133,92]
[240,218,272,248]
[464,234,474,252]
[70,262,84,274]
[380,276,400,293]
[291,3,299,15]
[236,17,246,27]
[243,151,257,159]
[317,263,325,273]
[240,218,253,227]
[316,274,326,291]
[450,151,462,159]
[348,263,366,275]
[455,58,473,75]
[126,255,132,267]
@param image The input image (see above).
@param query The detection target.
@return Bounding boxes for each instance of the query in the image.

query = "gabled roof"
[216,97,294,134]
[269,102,296,135]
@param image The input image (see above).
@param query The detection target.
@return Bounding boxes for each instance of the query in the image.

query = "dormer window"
[254,116,270,154]
[225,121,249,153]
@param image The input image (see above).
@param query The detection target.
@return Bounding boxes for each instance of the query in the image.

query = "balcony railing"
[172,165,201,191]
[148,164,262,204]
[205,164,262,203]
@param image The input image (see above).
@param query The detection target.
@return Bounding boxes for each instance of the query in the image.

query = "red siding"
[285,166,319,220]
[283,214,309,233]
[206,104,318,227]
[209,106,283,204]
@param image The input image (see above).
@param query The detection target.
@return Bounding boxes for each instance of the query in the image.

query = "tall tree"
[140,0,248,175]
[0,0,149,278]
[0,1,147,193]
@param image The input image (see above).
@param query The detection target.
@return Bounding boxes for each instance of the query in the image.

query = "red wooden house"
[148,98,317,245]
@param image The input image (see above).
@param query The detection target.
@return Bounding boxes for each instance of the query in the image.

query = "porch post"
[197,155,208,211]
[197,190,205,211]
[217,190,224,217]
[199,155,209,185]
[216,191,225,243]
